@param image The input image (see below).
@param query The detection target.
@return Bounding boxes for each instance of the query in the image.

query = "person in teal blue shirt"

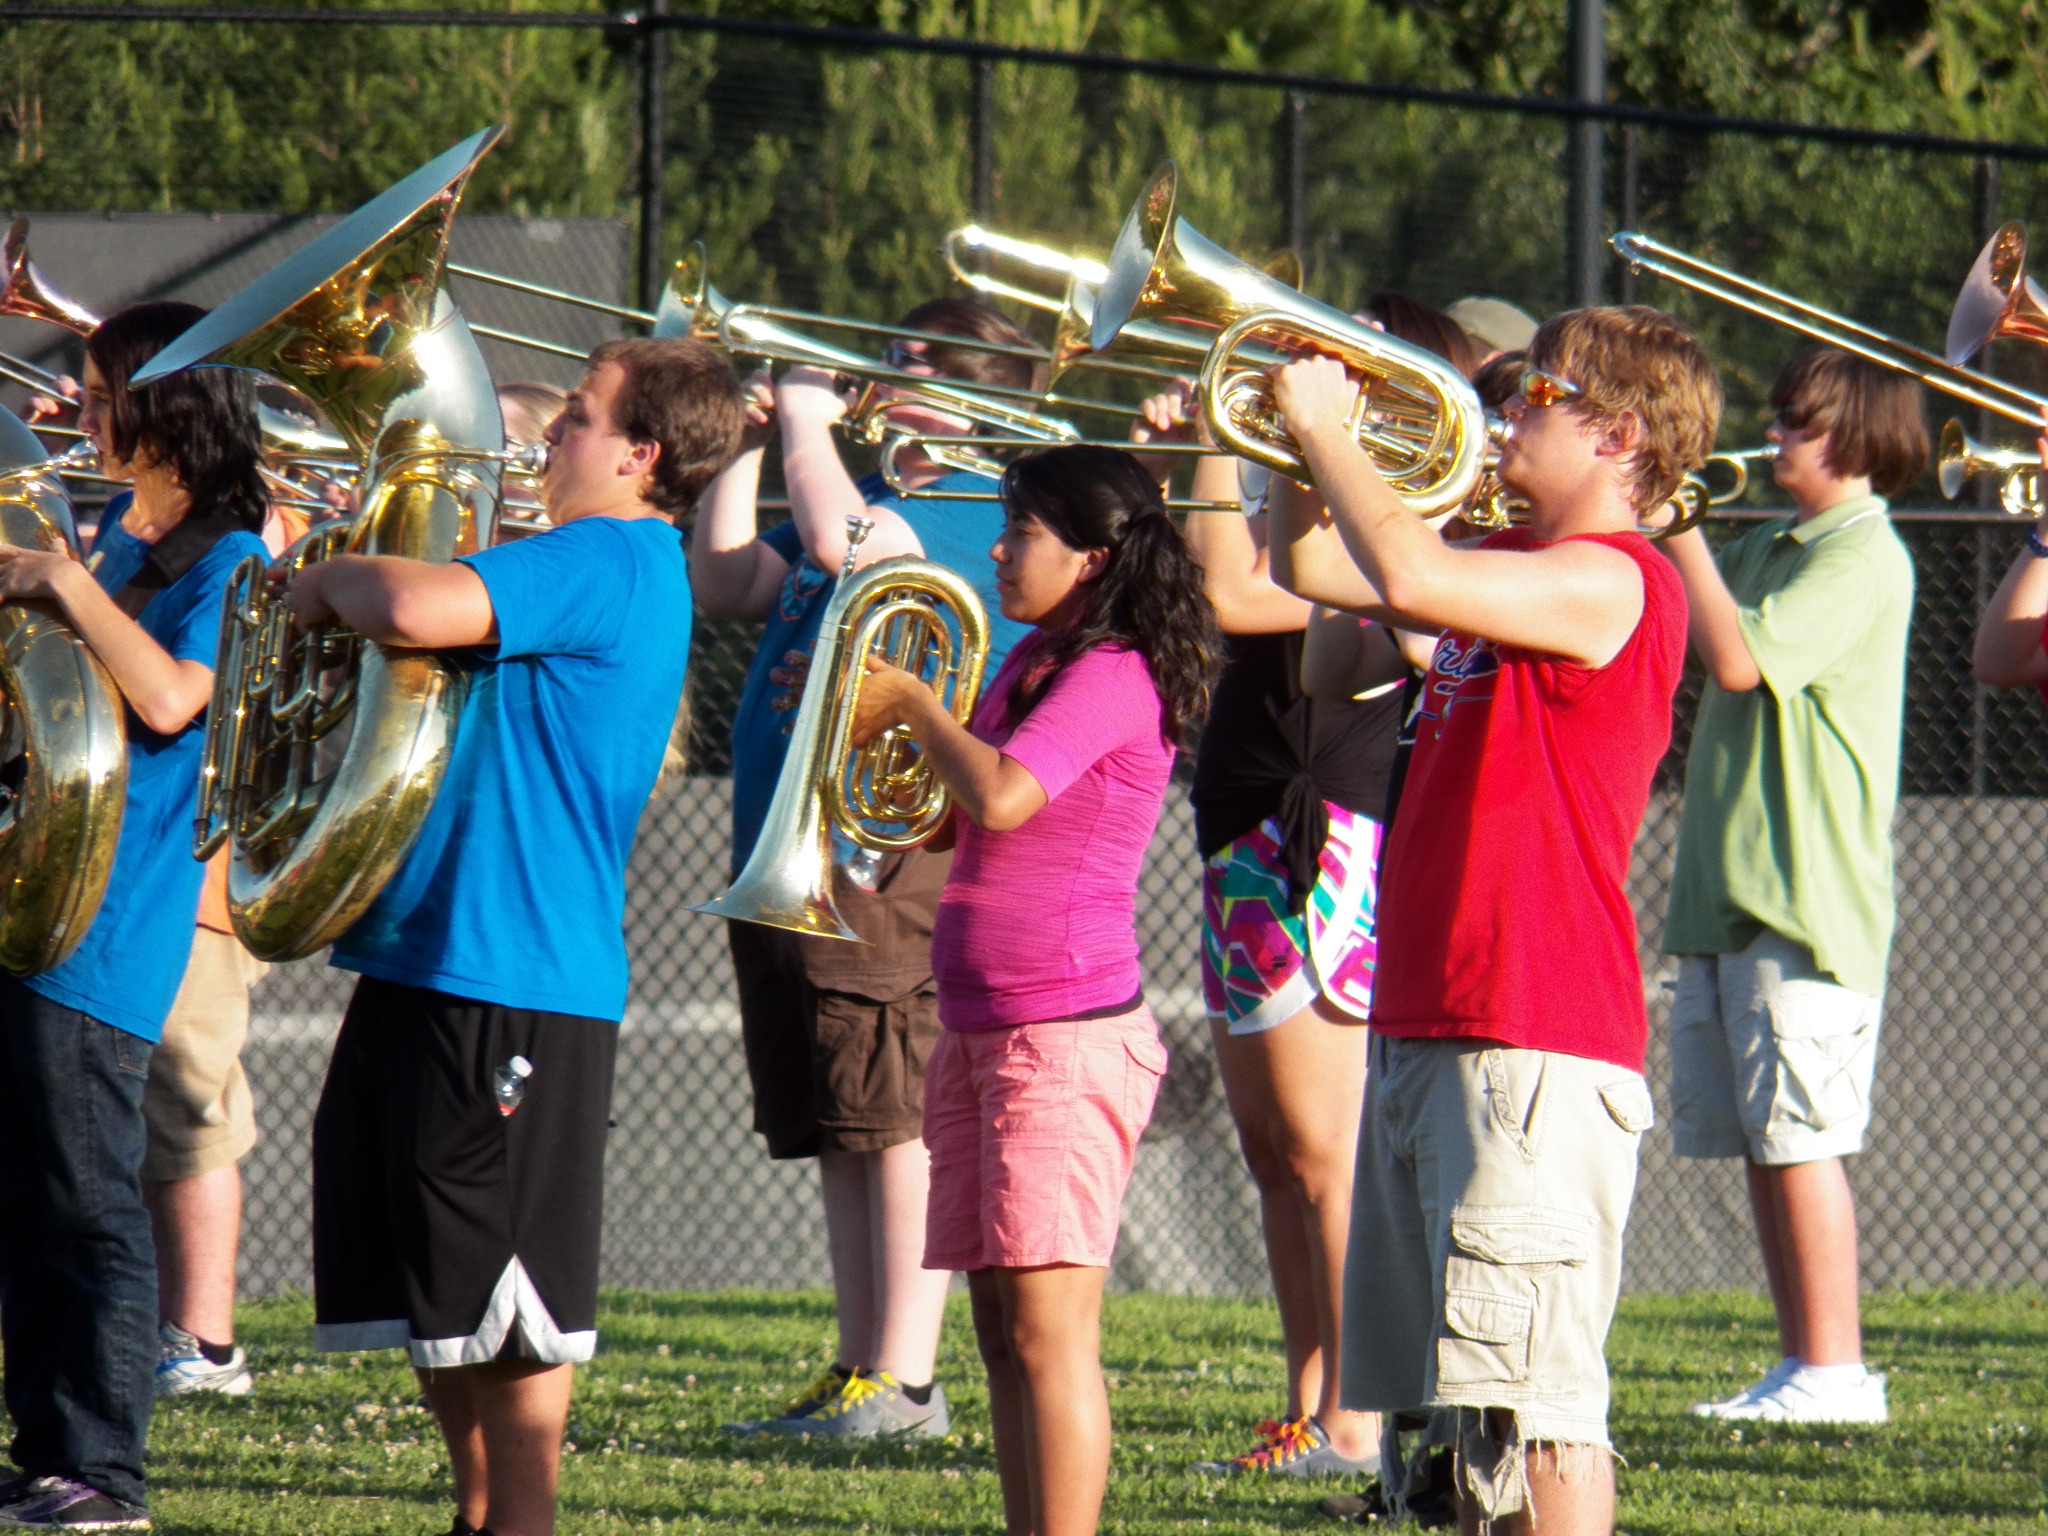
[298,338,742,1536]
[0,301,267,1534]
[691,298,1036,1443]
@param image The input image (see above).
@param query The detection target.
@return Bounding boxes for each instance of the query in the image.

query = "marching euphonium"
[139,128,515,962]
[0,418,127,973]
[1090,163,1487,518]
[695,522,990,943]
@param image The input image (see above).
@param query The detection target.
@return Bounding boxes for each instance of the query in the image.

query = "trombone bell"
[1,218,100,337]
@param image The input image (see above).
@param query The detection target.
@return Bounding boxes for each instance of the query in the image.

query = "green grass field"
[126,1287,2047,1534]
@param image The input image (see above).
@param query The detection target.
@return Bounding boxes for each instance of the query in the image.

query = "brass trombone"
[875,432,1242,511]
[1092,163,1488,517]
[1937,419,2042,516]
[0,216,97,400]
[1948,221,2048,364]
[1612,230,2048,431]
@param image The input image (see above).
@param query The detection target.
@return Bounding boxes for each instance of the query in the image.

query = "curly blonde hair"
[1528,306,1722,512]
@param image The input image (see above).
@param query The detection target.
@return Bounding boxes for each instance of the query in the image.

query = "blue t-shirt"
[26,494,266,1041]
[724,471,1030,870]
[332,514,691,1021]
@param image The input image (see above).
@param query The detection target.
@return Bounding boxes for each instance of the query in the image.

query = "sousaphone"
[0,413,125,973]
[140,128,512,961]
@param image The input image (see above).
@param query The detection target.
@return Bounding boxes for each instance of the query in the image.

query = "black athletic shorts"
[311,977,618,1367]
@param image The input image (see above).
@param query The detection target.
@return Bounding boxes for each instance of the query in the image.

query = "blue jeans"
[0,976,156,1509]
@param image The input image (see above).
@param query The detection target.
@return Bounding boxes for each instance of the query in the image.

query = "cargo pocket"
[1436,1205,1592,1391]
[1119,1028,1169,1128]
[1598,1077,1655,1136]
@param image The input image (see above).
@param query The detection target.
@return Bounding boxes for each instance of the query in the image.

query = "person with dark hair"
[691,297,1036,1441]
[850,442,1220,1536]
[1358,292,1485,380]
[1658,346,1924,1426]
[1268,306,1720,1535]
[292,337,742,1536]
[0,300,268,1533]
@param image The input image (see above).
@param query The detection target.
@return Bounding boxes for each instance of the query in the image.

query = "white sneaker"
[154,1321,253,1398]
[1714,1364,1888,1424]
[1690,1356,1798,1418]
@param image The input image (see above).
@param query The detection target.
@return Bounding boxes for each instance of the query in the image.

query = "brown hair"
[585,337,745,517]
[1470,349,1527,413]
[1361,291,1485,379]
[898,297,1040,394]
[1769,347,1928,499]
[1527,306,1722,511]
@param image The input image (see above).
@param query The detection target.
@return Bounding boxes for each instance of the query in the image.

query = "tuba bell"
[0,416,127,973]
[1092,163,1487,517]
[141,128,514,961]
[694,522,990,942]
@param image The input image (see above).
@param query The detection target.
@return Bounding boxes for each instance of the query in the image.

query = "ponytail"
[998,445,1221,746]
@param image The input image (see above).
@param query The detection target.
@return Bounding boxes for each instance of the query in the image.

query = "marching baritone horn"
[694,522,990,943]
[0,419,127,974]
[1091,163,1488,517]
[141,128,515,962]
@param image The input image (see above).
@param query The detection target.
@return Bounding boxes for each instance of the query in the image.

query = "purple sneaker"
[0,1477,151,1531]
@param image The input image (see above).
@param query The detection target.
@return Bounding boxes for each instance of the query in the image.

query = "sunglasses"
[1519,368,1584,408]
[880,341,929,371]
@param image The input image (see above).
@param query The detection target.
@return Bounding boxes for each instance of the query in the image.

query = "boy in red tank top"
[1266,308,1720,1535]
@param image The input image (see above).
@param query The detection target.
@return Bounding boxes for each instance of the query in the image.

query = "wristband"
[2028,525,2048,561]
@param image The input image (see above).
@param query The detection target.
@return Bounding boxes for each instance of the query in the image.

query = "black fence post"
[636,0,669,315]
[971,56,996,222]
[1617,122,1639,305]
[1970,156,2002,794]
[1284,90,1308,260]
[1565,0,1605,306]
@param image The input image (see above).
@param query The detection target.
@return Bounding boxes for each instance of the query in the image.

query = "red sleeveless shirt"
[1369,529,1685,1072]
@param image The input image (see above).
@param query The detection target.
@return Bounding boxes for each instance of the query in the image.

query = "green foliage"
[133,1286,2048,1532]
[0,0,2038,439]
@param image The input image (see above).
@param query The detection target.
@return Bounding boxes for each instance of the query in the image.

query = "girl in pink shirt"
[854,444,1218,1536]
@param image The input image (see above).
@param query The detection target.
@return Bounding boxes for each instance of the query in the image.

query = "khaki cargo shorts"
[1341,1035,1651,1517]
[141,927,266,1181]
[1669,927,1882,1166]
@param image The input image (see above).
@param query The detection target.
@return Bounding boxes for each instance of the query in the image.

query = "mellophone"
[0,126,2038,966]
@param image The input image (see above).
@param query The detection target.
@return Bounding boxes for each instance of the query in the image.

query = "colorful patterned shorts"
[1201,803,1384,1035]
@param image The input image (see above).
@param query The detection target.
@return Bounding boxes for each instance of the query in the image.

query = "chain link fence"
[3,11,2047,1297]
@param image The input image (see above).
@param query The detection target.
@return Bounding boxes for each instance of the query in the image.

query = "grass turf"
[125,1287,2048,1534]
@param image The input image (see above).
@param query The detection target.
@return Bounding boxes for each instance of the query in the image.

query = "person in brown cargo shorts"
[691,298,1036,1439]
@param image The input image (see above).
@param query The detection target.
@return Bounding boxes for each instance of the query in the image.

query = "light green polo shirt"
[1663,495,1913,995]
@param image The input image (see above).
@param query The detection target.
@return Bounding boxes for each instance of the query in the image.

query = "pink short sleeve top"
[932,638,1176,1030]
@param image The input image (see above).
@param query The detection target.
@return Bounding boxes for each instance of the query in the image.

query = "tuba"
[1091,163,1487,517]
[141,128,513,962]
[0,417,127,973]
[694,523,990,942]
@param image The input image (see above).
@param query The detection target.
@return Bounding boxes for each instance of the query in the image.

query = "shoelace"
[814,1370,891,1419]
[1232,1416,1319,1470]
[778,1367,849,1417]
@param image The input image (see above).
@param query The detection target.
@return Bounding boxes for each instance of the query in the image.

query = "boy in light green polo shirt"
[1659,347,1925,1427]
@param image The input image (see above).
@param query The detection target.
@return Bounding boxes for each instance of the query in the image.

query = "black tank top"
[1189,630,1404,911]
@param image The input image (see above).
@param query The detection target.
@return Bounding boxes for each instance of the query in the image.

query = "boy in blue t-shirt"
[0,301,269,1535]
[294,338,741,1536]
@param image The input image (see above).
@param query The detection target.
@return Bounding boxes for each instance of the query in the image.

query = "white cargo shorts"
[1669,927,1882,1166]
